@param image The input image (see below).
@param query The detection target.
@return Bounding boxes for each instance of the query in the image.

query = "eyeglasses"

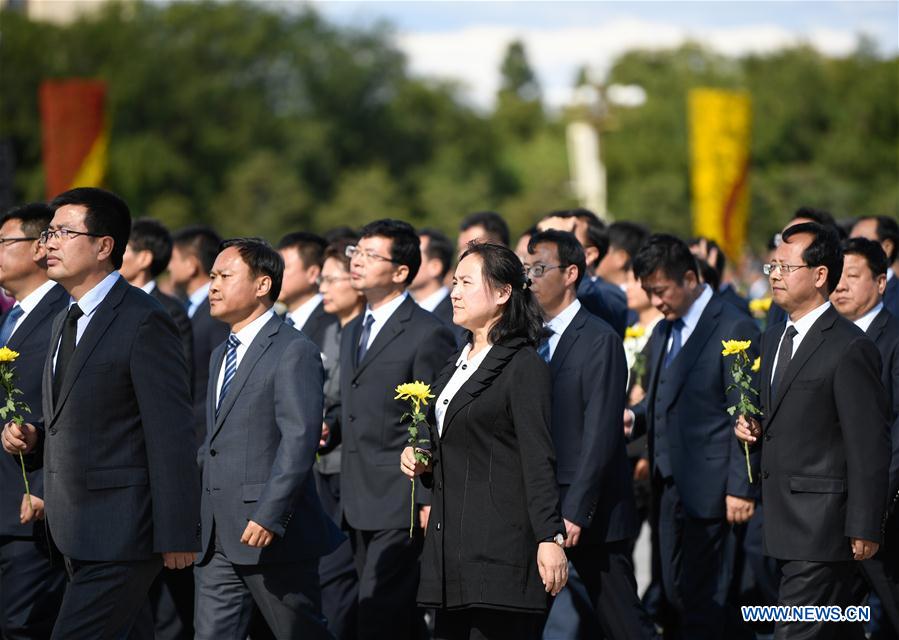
[316,275,352,287]
[525,264,562,278]
[762,263,811,276]
[345,245,399,264]
[0,237,38,247]
[39,227,108,245]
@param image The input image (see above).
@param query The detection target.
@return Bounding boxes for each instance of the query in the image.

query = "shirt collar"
[232,308,276,347]
[17,280,57,314]
[140,280,157,294]
[189,282,211,308]
[854,302,884,333]
[365,292,408,325]
[454,342,493,368]
[546,299,582,336]
[680,284,713,333]
[288,293,323,328]
[417,287,449,313]
[787,300,832,337]
[71,271,121,316]
[888,268,895,283]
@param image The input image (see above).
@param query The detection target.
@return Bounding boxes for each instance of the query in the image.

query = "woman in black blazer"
[401,242,567,640]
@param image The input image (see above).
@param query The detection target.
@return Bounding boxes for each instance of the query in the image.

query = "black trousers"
[433,607,544,640]
[349,526,423,640]
[548,540,656,640]
[775,559,865,640]
[317,472,358,640]
[53,555,162,640]
[0,535,66,640]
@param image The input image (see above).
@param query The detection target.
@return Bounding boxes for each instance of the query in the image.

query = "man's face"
[278,247,317,305]
[167,245,196,287]
[410,235,439,291]
[349,235,405,293]
[44,205,108,285]
[120,243,151,283]
[514,234,531,264]
[0,219,43,292]
[831,253,886,322]
[852,218,894,264]
[641,269,699,321]
[526,242,576,313]
[457,225,486,256]
[208,246,269,325]
[538,217,598,268]
[768,232,826,313]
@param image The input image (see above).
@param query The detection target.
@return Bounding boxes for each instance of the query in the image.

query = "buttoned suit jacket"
[756,306,890,561]
[339,295,456,531]
[198,315,343,565]
[40,276,200,561]
[0,284,68,537]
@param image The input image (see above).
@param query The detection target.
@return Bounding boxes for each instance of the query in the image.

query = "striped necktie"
[216,334,241,416]
[0,305,23,345]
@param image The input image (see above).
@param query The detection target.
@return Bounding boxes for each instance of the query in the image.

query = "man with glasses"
[1,187,200,639]
[0,203,68,639]
[736,223,889,640]
[626,234,759,639]
[339,220,455,640]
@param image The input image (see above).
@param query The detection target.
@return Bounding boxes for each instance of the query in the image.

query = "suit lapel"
[7,285,66,350]
[211,315,282,439]
[549,308,587,376]
[658,297,722,411]
[353,296,413,379]
[43,307,68,419]
[866,308,890,344]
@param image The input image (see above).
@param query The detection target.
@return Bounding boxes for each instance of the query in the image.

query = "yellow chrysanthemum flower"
[625,325,646,340]
[751,357,761,373]
[394,381,435,413]
[0,347,20,363]
[721,340,752,357]
[748,297,772,314]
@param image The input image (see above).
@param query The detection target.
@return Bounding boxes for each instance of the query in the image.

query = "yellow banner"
[688,89,751,261]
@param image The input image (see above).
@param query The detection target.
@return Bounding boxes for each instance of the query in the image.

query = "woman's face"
[624,269,652,312]
[450,253,508,332]
[320,257,362,316]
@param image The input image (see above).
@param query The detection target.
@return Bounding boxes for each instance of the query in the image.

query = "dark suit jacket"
[577,276,628,338]
[199,314,343,565]
[418,339,563,611]
[884,273,899,320]
[339,295,456,531]
[865,308,899,500]
[431,293,467,347]
[756,305,890,561]
[718,284,751,317]
[150,284,194,384]
[549,306,638,545]
[632,294,761,518]
[40,276,200,561]
[0,284,68,538]
[299,300,338,351]
[190,296,229,447]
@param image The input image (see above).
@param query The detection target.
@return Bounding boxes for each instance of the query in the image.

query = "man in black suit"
[277,231,337,349]
[340,219,456,639]
[194,238,342,638]
[410,228,465,345]
[0,203,67,639]
[170,225,229,447]
[538,209,630,337]
[627,234,759,639]
[831,237,899,636]
[527,230,654,639]
[736,222,890,640]
[1,187,200,639]
[852,215,899,319]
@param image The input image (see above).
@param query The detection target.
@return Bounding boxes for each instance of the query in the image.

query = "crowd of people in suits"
[0,186,895,640]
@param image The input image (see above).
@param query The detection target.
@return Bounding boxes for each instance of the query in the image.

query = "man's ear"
[391,265,410,285]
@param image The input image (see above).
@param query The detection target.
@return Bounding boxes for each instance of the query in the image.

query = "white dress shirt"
[435,343,493,436]
[544,299,581,361]
[361,292,408,351]
[215,308,276,406]
[54,271,121,370]
[139,280,157,294]
[9,280,57,337]
[666,284,713,353]
[287,294,323,330]
[416,287,449,313]
[187,282,211,318]
[770,301,832,383]
[853,302,883,334]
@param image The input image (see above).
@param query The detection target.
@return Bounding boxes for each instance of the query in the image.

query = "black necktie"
[664,319,685,368]
[356,313,374,365]
[771,325,798,399]
[53,304,84,402]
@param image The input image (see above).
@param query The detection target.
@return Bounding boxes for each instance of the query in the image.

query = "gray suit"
[195,314,343,639]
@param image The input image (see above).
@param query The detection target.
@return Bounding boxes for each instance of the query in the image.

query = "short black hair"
[842,237,888,279]
[359,219,421,285]
[697,259,721,291]
[608,221,650,266]
[527,229,587,288]
[459,242,543,346]
[792,206,836,228]
[419,227,454,280]
[219,237,284,305]
[632,234,700,284]
[49,187,131,270]
[856,215,899,262]
[459,211,510,247]
[323,238,355,271]
[324,226,359,245]
[1,202,54,238]
[129,218,173,278]
[689,236,726,274]
[781,222,843,294]
[541,208,609,266]
[277,231,328,269]
[172,225,223,273]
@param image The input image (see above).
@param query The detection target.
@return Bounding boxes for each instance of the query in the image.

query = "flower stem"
[409,478,415,538]
[18,452,32,511]
[743,441,753,484]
